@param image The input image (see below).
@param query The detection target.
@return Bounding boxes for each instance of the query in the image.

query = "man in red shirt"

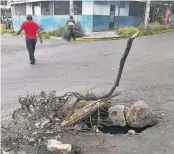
[17,15,42,64]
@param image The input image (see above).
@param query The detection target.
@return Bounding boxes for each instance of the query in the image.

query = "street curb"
[0,33,122,41]
[1,31,174,41]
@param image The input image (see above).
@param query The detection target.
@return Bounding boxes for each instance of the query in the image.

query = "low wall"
[12,15,93,33]
[93,15,109,32]
[93,15,143,32]
[12,15,142,33]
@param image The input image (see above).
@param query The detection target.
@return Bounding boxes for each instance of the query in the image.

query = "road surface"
[1,33,174,154]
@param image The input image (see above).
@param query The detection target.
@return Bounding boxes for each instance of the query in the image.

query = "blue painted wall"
[93,15,109,32]
[12,15,142,33]
[12,15,93,32]
[93,15,142,32]
[115,16,143,27]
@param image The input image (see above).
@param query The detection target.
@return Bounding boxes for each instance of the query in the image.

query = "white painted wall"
[26,3,33,15]
[115,1,129,16]
[93,3,109,15]
[82,0,93,15]
[34,5,41,15]
[93,1,129,16]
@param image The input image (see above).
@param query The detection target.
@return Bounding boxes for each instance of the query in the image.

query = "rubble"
[61,100,107,127]
[1,91,158,154]
[28,137,37,144]
[47,139,72,154]
[108,105,127,127]
[71,122,88,131]
[126,101,158,128]
[2,151,9,154]
[128,130,136,136]
[15,151,26,154]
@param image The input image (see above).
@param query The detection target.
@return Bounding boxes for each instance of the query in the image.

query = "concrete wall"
[93,1,129,16]
[82,0,93,15]
[93,1,142,32]
[26,3,33,15]
[12,0,94,33]
[11,1,143,33]
[12,15,93,32]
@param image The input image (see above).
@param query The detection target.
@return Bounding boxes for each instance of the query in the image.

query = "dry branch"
[68,31,140,101]
[61,100,107,127]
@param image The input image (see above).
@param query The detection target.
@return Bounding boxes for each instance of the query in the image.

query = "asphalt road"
[1,33,174,154]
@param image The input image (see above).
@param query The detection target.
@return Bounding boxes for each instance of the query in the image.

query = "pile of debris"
[1,31,158,154]
[1,91,158,154]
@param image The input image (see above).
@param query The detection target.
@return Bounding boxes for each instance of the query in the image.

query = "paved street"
[1,33,174,154]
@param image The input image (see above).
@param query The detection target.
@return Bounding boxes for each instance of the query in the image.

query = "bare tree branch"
[81,31,140,101]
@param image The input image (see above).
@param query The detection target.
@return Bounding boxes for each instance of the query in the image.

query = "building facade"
[10,0,145,33]
[1,0,11,19]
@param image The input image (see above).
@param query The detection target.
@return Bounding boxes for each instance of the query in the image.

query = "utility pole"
[117,0,121,32]
[70,0,74,16]
[144,0,151,29]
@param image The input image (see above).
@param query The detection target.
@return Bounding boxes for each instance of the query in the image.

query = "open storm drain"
[72,101,157,136]
[98,125,153,135]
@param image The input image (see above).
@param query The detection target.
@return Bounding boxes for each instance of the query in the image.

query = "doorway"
[109,5,115,30]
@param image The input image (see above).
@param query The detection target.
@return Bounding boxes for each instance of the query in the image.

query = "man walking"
[66,16,76,42]
[17,15,42,64]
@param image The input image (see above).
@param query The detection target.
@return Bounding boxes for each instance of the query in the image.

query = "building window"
[14,4,26,15]
[73,0,82,15]
[54,1,69,15]
[41,1,54,15]
[1,1,7,5]
[120,1,126,8]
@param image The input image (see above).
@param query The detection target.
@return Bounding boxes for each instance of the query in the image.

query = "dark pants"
[26,38,37,63]
[68,28,75,42]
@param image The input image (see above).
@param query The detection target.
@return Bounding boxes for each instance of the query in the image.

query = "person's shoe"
[30,61,35,65]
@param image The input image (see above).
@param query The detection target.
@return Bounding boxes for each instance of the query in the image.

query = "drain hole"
[83,107,155,135]
[98,125,152,134]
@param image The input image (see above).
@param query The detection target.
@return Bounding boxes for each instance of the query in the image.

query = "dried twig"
[59,31,139,101]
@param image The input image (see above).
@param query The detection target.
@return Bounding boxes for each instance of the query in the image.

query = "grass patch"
[5,29,15,34]
[0,29,6,35]
[118,27,139,37]
[147,23,168,32]
[42,33,51,39]
[118,23,174,38]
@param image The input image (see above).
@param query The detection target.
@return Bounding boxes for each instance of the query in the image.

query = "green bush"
[138,29,153,36]
[137,23,170,36]
[147,23,168,32]
[137,25,144,31]
[43,33,51,39]
[49,26,69,39]
[118,27,139,37]
[60,26,70,40]
[38,25,44,31]
[47,31,55,36]
[51,22,85,40]
[0,29,6,34]
[41,31,47,35]
[74,21,85,37]
[6,29,15,34]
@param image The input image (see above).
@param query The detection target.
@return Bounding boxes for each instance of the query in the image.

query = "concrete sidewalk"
[83,31,121,39]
